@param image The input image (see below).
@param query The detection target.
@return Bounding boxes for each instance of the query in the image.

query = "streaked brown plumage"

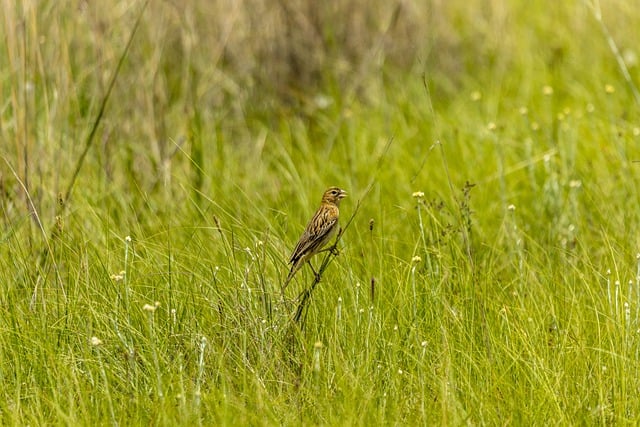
[283,187,347,288]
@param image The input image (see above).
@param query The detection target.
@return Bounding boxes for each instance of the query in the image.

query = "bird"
[283,186,347,289]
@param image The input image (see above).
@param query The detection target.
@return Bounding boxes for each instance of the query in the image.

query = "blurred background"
[2,0,640,252]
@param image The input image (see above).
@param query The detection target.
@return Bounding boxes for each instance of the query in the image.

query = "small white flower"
[110,271,125,282]
[623,49,638,67]
[90,336,103,346]
[314,94,332,109]
[143,303,157,312]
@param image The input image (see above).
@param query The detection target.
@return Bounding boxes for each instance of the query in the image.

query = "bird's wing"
[289,205,338,264]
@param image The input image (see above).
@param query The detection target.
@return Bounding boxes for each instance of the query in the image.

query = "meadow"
[2,0,640,425]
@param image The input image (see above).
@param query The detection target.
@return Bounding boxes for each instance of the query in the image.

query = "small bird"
[283,186,347,289]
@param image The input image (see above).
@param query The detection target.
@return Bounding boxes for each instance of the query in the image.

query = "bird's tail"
[282,264,298,292]
[282,259,302,294]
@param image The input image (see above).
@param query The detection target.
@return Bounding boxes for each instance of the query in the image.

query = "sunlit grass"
[2,0,640,425]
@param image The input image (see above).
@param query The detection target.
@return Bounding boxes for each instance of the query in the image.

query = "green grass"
[2,0,640,425]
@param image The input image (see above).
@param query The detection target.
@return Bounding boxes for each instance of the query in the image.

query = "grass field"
[2,0,640,425]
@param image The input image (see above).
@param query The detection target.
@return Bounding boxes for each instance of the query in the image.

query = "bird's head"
[322,187,348,205]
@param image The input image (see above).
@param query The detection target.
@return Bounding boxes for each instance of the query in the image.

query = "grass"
[2,0,640,425]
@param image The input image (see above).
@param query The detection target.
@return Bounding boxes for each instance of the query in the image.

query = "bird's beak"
[339,190,348,199]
